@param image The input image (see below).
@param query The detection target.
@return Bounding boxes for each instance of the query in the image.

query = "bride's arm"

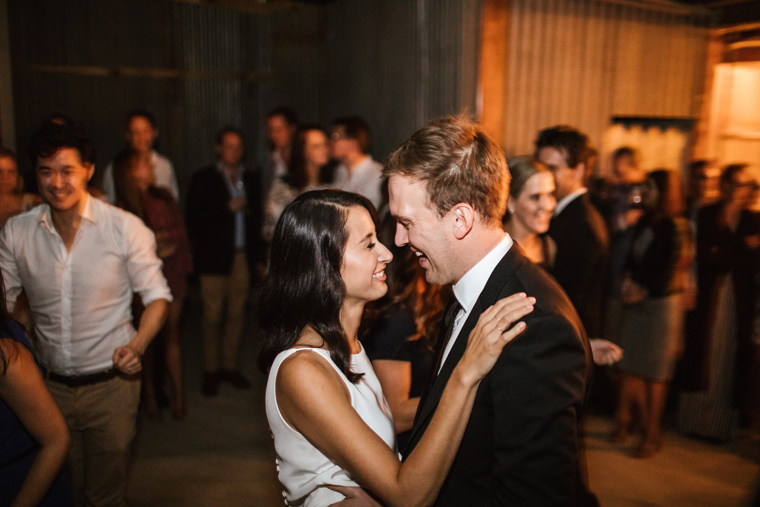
[276,293,534,507]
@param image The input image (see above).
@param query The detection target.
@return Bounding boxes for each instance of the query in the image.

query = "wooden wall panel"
[496,0,709,168]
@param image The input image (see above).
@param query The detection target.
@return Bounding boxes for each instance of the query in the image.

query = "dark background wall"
[5,0,477,202]
[8,0,272,199]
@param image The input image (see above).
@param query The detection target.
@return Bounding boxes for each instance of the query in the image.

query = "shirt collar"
[554,187,587,217]
[452,233,513,314]
[344,155,373,175]
[38,193,96,232]
[216,161,244,178]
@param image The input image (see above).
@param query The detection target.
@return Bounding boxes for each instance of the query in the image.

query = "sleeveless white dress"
[265,345,396,506]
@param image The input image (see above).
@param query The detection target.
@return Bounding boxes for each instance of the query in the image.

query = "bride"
[259,190,534,506]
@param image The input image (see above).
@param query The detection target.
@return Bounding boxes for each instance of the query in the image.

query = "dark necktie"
[406,297,463,457]
[432,298,462,376]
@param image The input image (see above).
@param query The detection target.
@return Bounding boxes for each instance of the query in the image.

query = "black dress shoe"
[219,369,251,389]
[202,371,219,397]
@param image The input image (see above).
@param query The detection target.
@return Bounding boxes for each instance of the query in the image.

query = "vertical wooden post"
[691,29,724,161]
[478,0,509,146]
[0,0,16,150]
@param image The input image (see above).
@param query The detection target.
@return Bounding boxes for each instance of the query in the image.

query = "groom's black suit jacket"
[403,244,592,506]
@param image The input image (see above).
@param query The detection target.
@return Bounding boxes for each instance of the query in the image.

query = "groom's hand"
[327,485,382,506]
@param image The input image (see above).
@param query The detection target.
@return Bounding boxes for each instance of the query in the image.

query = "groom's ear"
[451,203,474,240]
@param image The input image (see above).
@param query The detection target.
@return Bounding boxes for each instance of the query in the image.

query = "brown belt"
[43,367,119,387]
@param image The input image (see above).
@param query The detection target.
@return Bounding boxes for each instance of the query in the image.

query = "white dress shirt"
[440,234,513,371]
[553,187,587,217]
[333,156,383,209]
[102,150,179,203]
[0,194,172,375]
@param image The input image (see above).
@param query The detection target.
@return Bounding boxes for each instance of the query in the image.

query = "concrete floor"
[126,294,760,506]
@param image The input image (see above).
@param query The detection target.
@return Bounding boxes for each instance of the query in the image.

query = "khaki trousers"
[199,250,250,372]
[46,375,141,507]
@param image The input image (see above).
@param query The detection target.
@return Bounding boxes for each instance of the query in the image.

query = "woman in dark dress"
[0,269,73,506]
[679,164,760,441]
[114,150,193,420]
[613,169,690,457]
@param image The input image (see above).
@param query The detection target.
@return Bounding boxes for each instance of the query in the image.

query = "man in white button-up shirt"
[0,120,171,506]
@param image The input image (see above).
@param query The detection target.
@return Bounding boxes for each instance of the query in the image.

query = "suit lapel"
[405,245,528,450]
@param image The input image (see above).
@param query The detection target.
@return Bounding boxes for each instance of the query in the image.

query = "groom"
[384,116,592,506]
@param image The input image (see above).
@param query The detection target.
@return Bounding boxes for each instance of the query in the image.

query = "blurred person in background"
[536,127,609,340]
[186,127,263,397]
[0,147,42,227]
[612,169,691,458]
[679,163,760,441]
[102,110,179,203]
[679,160,722,348]
[362,211,446,450]
[0,148,42,335]
[262,106,298,201]
[592,147,648,345]
[330,116,383,209]
[0,268,73,506]
[686,160,721,221]
[113,150,193,421]
[502,155,557,268]
[262,124,331,244]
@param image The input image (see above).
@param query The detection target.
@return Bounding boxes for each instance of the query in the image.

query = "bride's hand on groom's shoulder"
[458,293,535,385]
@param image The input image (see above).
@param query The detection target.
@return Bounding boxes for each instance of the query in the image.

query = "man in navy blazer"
[384,116,592,506]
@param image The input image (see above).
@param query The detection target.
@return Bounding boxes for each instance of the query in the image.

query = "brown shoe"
[219,369,251,389]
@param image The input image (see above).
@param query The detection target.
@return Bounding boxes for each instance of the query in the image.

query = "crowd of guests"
[0,105,757,506]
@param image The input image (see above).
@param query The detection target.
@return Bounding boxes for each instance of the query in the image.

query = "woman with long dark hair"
[259,190,533,506]
[262,124,331,243]
[0,268,73,505]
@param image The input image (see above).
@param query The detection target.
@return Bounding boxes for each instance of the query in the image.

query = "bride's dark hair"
[258,189,378,383]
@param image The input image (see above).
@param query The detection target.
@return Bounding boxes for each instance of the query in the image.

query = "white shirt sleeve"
[122,213,173,306]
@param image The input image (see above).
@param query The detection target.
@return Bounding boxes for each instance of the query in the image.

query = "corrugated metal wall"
[172,3,270,194]
[501,0,710,159]
[323,0,480,162]
[8,0,276,200]
[7,0,712,188]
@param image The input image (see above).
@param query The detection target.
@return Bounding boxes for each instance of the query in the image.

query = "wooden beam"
[162,0,319,15]
[478,0,509,146]
[19,64,271,82]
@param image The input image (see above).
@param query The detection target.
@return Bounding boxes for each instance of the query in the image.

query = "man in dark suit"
[536,125,609,340]
[384,116,592,506]
[185,126,263,396]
